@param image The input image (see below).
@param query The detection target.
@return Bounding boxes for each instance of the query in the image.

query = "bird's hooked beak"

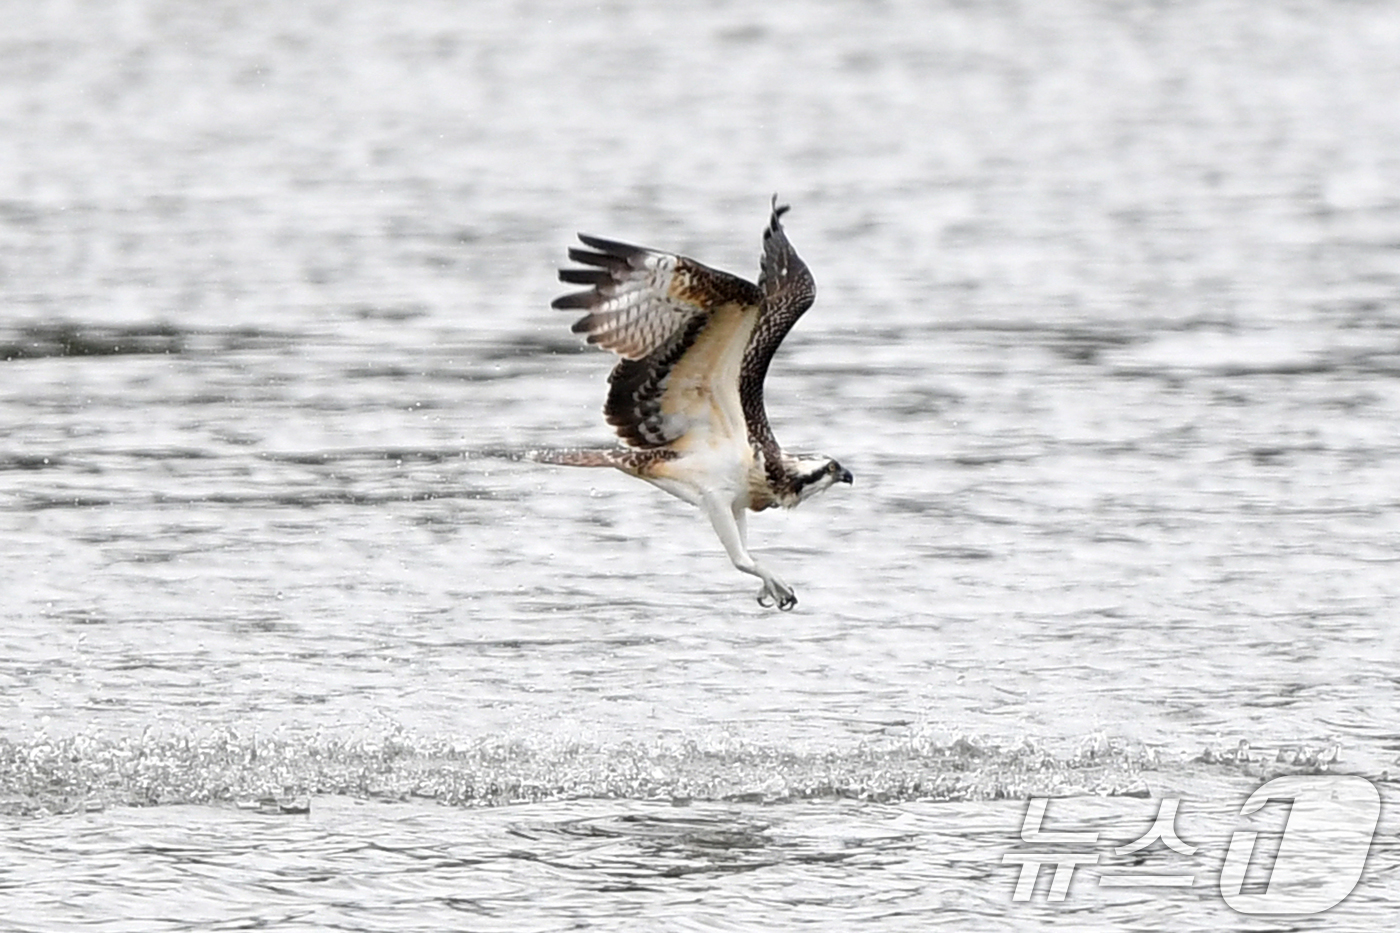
[839,468,853,485]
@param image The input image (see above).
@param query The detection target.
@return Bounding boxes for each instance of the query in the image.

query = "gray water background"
[2,0,1399,928]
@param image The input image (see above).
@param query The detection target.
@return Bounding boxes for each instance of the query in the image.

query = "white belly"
[643,435,754,510]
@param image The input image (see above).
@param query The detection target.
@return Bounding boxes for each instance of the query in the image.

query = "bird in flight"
[530,199,851,610]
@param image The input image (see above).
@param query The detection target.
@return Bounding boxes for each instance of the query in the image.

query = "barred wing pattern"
[553,235,762,448]
[740,201,817,477]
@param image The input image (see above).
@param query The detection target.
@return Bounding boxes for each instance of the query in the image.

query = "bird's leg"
[700,494,796,610]
[733,507,791,610]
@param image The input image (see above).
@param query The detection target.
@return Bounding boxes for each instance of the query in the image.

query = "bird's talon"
[757,582,796,611]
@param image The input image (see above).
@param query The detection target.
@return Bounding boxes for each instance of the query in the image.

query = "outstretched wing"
[740,199,817,462]
[553,235,762,448]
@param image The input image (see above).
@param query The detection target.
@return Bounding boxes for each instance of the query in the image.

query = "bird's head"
[786,454,854,505]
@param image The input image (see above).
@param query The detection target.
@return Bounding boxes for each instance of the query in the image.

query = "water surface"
[2,1,1399,929]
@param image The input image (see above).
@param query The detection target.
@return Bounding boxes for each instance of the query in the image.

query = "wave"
[1,725,1341,818]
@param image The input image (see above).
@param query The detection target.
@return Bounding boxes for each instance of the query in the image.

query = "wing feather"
[740,198,817,463]
[553,232,762,447]
[557,268,612,287]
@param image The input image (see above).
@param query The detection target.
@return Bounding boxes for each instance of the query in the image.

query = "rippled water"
[3,0,1399,929]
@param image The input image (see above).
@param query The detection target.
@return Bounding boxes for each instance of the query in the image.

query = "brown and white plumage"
[531,199,852,610]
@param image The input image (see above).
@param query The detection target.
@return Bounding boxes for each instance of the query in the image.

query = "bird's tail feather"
[524,446,678,474]
[524,447,628,468]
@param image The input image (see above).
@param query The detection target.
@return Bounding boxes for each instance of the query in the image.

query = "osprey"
[531,199,852,610]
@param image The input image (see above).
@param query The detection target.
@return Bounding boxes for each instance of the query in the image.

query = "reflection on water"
[3,0,1400,928]
[5,794,1396,931]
